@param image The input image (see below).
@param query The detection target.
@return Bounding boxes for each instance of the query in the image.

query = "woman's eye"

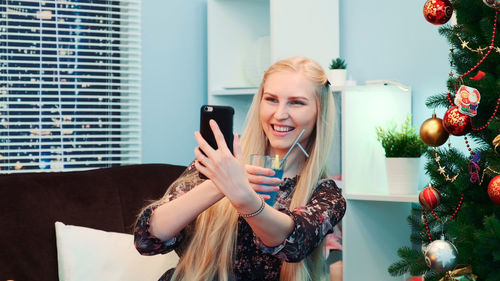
[291,100,305,105]
[265,97,278,103]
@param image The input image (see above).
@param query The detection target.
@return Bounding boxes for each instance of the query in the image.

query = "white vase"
[385,157,420,195]
[329,69,347,87]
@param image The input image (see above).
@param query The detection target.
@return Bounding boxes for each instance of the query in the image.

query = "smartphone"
[200,105,235,154]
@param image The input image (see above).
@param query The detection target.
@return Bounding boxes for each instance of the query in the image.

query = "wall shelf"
[345,192,418,203]
[210,88,258,96]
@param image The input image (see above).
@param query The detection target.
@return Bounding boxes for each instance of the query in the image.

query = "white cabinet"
[340,84,417,280]
[207,0,339,133]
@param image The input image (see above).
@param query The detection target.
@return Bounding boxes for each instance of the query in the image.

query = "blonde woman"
[134,56,346,281]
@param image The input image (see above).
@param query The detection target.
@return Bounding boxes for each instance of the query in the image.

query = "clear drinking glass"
[249,154,286,206]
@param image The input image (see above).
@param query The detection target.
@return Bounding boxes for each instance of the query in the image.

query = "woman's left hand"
[194,120,253,207]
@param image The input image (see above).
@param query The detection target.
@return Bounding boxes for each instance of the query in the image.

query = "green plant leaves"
[375,115,427,157]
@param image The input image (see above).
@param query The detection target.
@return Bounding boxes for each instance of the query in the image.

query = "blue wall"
[142,1,452,170]
[339,0,452,187]
[141,1,207,166]
[340,0,450,124]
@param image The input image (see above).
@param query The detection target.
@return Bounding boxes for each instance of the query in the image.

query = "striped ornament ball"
[419,184,441,210]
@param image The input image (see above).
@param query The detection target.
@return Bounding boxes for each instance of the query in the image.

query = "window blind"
[0,0,141,173]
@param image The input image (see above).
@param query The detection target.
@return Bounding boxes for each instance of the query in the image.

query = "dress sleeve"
[254,179,346,262]
[134,161,203,256]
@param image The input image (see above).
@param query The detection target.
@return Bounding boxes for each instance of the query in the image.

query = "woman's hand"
[194,120,253,207]
[245,164,281,201]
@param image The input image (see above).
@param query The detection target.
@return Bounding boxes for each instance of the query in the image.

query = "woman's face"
[259,71,318,156]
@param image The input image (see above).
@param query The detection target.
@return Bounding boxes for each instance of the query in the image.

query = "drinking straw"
[280,129,308,168]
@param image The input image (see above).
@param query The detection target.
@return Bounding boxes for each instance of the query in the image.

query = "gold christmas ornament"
[438,265,477,281]
[493,134,500,154]
[420,114,450,147]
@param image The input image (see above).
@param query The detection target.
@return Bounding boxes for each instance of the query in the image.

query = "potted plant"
[375,115,427,195]
[329,58,347,87]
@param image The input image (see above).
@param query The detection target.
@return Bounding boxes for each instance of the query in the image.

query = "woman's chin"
[268,142,293,154]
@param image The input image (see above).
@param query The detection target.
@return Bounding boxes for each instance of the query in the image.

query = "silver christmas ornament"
[424,239,458,273]
[482,0,500,9]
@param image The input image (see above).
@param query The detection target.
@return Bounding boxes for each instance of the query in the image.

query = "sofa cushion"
[55,221,178,281]
[0,164,186,281]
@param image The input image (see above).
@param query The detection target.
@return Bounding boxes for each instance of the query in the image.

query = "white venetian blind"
[0,0,141,173]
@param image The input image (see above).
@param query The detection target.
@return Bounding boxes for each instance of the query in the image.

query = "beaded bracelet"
[239,197,265,218]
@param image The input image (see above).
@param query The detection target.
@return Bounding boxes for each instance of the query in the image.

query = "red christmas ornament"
[442,106,473,136]
[470,71,486,81]
[423,0,454,25]
[488,175,500,205]
[419,184,441,210]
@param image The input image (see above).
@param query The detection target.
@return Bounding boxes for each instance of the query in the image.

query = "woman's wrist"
[232,191,263,216]
[239,196,265,218]
[199,180,225,201]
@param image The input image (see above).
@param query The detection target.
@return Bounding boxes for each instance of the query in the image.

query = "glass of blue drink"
[250,154,286,206]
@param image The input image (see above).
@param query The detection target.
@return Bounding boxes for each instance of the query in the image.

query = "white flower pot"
[329,69,347,87]
[385,157,420,195]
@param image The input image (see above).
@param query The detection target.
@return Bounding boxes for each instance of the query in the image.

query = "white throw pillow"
[55,221,179,281]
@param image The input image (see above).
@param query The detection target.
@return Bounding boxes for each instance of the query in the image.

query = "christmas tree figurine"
[389,1,500,280]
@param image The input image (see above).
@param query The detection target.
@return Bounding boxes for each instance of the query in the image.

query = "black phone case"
[200,105,234,154]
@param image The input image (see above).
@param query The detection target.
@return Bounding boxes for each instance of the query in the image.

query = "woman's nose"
[274,105,289,120]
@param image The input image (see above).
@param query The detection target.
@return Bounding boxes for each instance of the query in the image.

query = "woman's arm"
[193,120,295,246]
[149,179,223,241]
[240,193,296,246]
[254,179,346,262]
[134,163,223,255]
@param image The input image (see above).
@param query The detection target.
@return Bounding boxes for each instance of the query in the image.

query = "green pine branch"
[424,93,449,109]
[388,247,427,277]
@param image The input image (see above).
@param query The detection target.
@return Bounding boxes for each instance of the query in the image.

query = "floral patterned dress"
[134,163,346,281]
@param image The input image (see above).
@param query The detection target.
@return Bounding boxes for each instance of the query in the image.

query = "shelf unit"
[341,84,417,281]
[207,0,339,134]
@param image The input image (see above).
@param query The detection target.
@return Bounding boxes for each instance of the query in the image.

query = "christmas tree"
[389,1,500,280]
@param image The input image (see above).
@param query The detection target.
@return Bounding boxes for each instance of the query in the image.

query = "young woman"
[134,56,346,281]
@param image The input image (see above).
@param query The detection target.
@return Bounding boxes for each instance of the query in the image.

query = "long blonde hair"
[171,56,335,281]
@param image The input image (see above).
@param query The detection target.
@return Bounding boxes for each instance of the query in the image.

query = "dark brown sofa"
[0,163,186,281]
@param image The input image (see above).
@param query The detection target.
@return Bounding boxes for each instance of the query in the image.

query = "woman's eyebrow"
[263,91,310,101]
[289,96,310,101]
[262,92,276,97]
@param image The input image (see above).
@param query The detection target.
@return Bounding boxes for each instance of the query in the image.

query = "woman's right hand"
[245,165,282,200]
